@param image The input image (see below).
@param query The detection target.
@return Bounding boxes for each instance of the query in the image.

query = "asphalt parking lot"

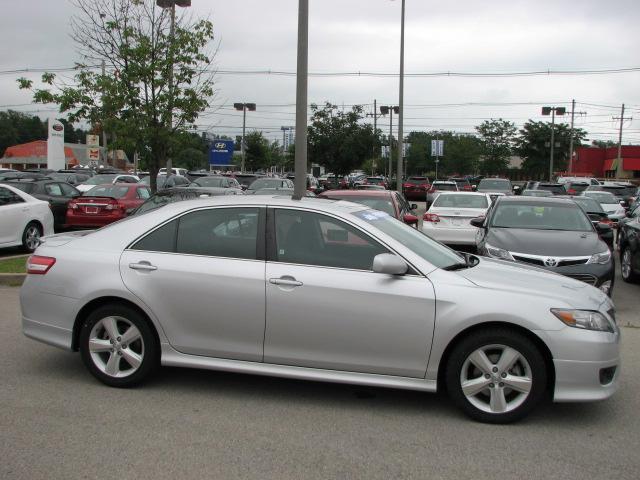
[1,274,639,479]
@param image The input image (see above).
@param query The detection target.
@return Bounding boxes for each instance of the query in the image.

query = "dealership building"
[571,145,640,179]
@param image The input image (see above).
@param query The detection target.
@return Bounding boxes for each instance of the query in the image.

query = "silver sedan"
[20,196,620,423]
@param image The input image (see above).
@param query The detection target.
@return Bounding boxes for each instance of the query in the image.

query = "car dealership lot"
[1,277,639,480]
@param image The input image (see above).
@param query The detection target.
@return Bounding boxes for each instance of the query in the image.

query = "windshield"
[85,174,117,185]
[433,194,488,208]
[478,179,511,190]
[573,196,605,213]
[193,177,227,188]
[522,190,552,197]
[84,185,130,198]
[491,201,593,231]
[326,195,396,216]
[583,192,617,204]
[355,210,465,269]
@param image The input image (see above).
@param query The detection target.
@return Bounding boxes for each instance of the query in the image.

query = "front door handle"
[129,261,157,271]
[269,276,303,287]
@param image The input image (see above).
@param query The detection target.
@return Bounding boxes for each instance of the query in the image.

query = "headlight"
[551,309,615,333]
[485,243,514,261]
[587,250,611,265]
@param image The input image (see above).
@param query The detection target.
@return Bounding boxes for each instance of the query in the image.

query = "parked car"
[246,177,294,193]
[528,182,567,195]
[426,181,458,207]
[585,184,633,206]
[422,192,493,246]
[0,184,54,252]
[581,191,626,225]
[476,178,513,196]
[190,176,242,190]
[363,176,389,189]
[140,174,191,190]
[48,171,92,186]
[570,196,615,249]
[618,205,640,283]
[77,173,140,193]
[21,195,620,423]
[355,184,386,190]
[448,177,472,192]
[318,189,418,226]
[159,167,188,177]
[521,189,553,197]
[474,196,614,295]
[66,184,151,228]
[0,178,81,230]
[556,176,601,186]
[131,186,240,216]
[402,176,431,200]
[233,173,265,190]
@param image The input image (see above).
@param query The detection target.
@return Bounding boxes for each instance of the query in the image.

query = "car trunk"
[427,208,485,228]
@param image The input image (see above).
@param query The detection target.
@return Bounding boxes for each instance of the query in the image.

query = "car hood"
[487,228,606,256]
[458,257,610,310]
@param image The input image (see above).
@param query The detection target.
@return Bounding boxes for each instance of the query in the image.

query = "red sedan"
[318,189,419,226]
[403,176,431,200]
[66,183,151,228]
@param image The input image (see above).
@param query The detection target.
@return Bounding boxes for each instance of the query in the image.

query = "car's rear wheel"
[445,328,547,424]
[22,222,42,252]
[79,304,158,387]
[621,247,639,283]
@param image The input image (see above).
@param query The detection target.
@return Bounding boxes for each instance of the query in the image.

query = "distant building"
[282,128,295,151]
[571,145,640,179]
[1,140,131,171]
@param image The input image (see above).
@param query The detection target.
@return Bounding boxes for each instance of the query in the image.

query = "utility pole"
[101,59,107,166]
[379,106,398,178]
[396,0,406,194]
[366,100,383,175]
[541,106,566,181]
[234,102,256,173]
[612,104,634,178]
[293,0,308,199]
[166,2,176,176]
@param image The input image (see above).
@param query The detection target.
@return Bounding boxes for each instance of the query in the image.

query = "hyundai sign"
[209,139,235,166]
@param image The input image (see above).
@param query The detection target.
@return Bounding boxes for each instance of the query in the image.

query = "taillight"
[421,184,430,189]
[26,256,56,275]
[568,189,576,195]
[423,213,440,222]
[69,202,79,210]
[463,185,472,191]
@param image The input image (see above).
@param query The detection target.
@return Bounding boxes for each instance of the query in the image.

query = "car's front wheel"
[79,304,158,387]
[621,247,639,283]
[445,328,547,424]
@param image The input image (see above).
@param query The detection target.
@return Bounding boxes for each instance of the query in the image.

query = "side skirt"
[161,344,438,393]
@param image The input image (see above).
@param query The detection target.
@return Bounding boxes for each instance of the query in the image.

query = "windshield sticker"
[354,209,390,221]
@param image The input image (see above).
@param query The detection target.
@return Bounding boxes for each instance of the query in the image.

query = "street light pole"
[389,109,393,178]
[396,0,405,194]
[293,0,308,200]
[234,102,256,173]
[549,107,555,182]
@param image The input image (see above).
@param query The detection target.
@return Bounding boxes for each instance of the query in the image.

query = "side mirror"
[372,253,408,275]
[410,203,418,210]
[403,213,418,225]
[471,185,477,192]
[470,217,485,228]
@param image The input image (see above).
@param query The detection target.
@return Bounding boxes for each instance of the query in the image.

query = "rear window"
[323,194,396,216]
[434,183,457,191]
[2,182,34,194]
[84,185,130,198]
[478,179,512,190]
[536,184,565,194]
[433,194,488,208]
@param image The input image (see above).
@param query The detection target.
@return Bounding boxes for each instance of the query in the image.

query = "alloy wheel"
[25,225,41,251]
[621,249,632,279]
[460,344,532,414]
[88,316,145,378]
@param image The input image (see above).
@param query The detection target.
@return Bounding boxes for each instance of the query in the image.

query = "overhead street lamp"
[541,106,566,181]
[156,0,191,176]
[234,102,257,173]
[395,0,406,194]
[379,105,399,178]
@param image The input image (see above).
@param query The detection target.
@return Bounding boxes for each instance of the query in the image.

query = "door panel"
[120,251,266,361]
[264,263,435,377]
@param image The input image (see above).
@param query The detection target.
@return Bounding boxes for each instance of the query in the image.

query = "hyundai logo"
[214,142,227,149]
[544,258,558,267]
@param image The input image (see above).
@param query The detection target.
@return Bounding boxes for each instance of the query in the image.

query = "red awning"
[623,158,640,171]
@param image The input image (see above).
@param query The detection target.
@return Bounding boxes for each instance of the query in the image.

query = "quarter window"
[176,208,260,260]
[274,209,387,270]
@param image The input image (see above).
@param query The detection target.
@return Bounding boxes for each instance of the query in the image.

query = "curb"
[0,273,26,286]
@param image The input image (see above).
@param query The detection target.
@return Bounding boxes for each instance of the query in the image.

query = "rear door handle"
[269,277,303,287]
[129,261,157,271]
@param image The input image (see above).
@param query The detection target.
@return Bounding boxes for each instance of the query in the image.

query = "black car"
[618,205,640,283]
[140,174,191,190]
[570,195,615,248]
[0,178,80,230]
[131,186,240,216]
[473,197,614,295]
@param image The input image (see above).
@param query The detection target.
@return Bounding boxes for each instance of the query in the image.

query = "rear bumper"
[23,317,73,350]
[65,211,123,228]
[422,225,477,245]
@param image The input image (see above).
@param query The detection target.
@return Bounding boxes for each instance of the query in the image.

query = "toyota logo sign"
[544,258,558,267]
[215,142,227,149]
[52,124,64,132]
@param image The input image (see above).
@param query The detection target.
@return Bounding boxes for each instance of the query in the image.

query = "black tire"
[445,328,547,424]
[79,303,159,387]
[620,246,640,283]
[22,222,42,253]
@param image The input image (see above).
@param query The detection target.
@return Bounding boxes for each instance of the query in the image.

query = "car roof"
[318,189,394,198]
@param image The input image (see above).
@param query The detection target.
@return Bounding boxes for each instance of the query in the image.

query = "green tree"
[404,130,481,178]
[243,131,272,171]
[591,140,616,148]
[475,119,517,175]
[307,103,377,180]
[515,120,587,178]
[18,0,216,191]
[0,110,48,156]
